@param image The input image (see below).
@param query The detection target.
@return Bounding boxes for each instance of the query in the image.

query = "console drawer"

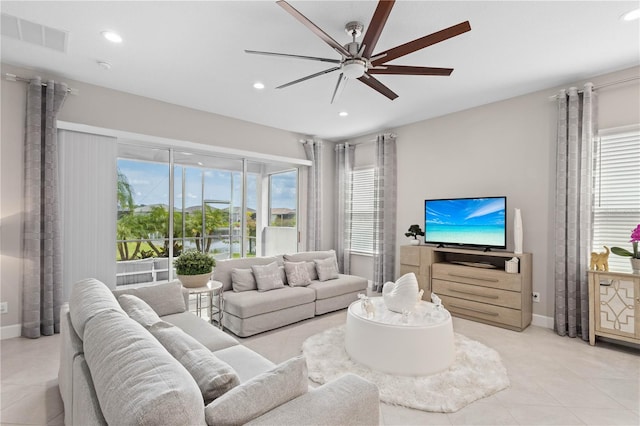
[433,279,521,309]
[439,294,523,330]
[432,263,522,292]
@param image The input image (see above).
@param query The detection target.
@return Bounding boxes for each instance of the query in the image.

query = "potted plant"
[611,224,640,272]
[405,224,425,245]
[174,250,216,288]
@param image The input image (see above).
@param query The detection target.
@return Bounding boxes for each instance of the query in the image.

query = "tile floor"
[1,312,639,425]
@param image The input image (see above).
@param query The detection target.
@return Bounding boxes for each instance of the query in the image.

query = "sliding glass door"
[116,143,300,286]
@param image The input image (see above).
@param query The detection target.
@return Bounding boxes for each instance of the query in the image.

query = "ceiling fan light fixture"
[253,82,265,89]
[339,111,349,117]
[342,59,367,79]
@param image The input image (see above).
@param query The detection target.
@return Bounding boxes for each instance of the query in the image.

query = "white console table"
[344,297,454,376]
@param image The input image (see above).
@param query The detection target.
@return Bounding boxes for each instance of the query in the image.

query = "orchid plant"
[611,224,640,259]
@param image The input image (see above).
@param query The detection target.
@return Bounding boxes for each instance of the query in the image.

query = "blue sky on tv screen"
[425,198,505,245]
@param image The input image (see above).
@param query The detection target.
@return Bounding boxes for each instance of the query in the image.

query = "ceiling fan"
[245,0,471,103]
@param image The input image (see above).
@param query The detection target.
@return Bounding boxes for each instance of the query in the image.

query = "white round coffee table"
[345,297,454,376]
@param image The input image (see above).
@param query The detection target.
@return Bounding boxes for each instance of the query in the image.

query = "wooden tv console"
[399,246,532,331]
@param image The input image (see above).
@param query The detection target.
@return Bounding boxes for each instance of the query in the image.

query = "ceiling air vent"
[1,13,68,53]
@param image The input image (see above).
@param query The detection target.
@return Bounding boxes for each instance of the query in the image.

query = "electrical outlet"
[0,302,8,314]
[532,292,540,303]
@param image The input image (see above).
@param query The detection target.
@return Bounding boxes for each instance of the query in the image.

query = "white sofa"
[59,278,380,425]
[214,250,369,337]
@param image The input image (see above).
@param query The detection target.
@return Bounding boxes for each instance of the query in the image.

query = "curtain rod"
[548,76,639,100]
[4,73,79,95]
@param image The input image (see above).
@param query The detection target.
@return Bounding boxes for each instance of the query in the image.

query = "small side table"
[184,281,223,330]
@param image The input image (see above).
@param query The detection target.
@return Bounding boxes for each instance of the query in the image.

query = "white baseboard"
[0,324,21,340]
[532,314,554,329]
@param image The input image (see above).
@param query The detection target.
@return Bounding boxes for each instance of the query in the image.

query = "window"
[350,168,374,254]
[592,127,640,271]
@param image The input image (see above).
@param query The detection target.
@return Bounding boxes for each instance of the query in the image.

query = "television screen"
[424,196,507,249]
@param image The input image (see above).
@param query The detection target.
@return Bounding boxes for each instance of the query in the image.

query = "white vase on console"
[382,273,424,313]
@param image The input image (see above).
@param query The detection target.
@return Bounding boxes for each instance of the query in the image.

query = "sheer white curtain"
[58,130,118,300]
[22,78,68,338]
[554,84,596,340]
[373,134,397,292]
[303,140,323,251]
[335,143,355,273]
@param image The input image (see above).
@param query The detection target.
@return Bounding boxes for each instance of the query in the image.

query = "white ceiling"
[1,1,639,141]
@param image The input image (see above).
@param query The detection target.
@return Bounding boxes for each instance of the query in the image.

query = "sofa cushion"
[305,261,319,280]
[252,262,285,292]
[232,268,257,292]
[223,287,316,318]
[213,345,276,383]
[214,256,281,291]
[314,257,339,282]
[283,250,336,263]
[308,274,368,300]
[83,309,205,426]
[112,280,186,316]
[204,355,308,426]
[161,311,239,352]
[69,278,126,340]
[284,261,311,287]
[149,321,240,403]
[118,294,162,328]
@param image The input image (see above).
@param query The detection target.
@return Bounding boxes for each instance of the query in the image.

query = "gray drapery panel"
[23,78,68,338]
[335,143,355,274]
[554,83,596,340]
[372,134,397,292]
[303,140,323,251]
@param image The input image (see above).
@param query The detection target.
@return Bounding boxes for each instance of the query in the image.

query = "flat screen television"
[424,196,507,250]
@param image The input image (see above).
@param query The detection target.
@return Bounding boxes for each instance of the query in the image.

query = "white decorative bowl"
[177,272,211,288]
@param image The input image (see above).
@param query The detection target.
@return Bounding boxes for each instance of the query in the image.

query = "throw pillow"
[231,268,257,292]
[149,321,240,403]
[305,261,319,281]
[112,280,186,316]
[117,294,162,328]
[315,257,339,281]
[252,261,285,292]
[204,355,308,425]
[284,261,311,287]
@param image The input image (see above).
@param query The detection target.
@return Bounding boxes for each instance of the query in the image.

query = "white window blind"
[350,168,374,254]
[592,128,640,271]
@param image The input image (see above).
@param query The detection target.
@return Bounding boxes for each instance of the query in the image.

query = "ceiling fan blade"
[368,65,453,76]
[357,73,398,100]
[361,0,395,59]
[331,73,347,104]
[371,21,471,66]
[277,1,351,58]
[244,50,341,64]
[276,66,341,89]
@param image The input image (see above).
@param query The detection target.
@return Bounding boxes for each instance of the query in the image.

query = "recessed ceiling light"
[253,82,265,90]
[101,30,122,43]
[622,8,640,21]
[339,111,348,117]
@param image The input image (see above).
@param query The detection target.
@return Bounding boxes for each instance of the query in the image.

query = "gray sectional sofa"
[214,250,369,337]
[59,278,380,425]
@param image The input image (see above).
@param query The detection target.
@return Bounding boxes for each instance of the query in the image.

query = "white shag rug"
[301,325,509,413]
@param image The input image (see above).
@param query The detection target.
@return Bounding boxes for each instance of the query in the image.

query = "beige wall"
[0,63,334,329]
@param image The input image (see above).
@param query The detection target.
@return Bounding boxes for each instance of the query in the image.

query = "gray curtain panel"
[303,140,323,251]
[23,78,68,338]
[554,83,596,340]
[335,143,355,274]
[373,134,397,292]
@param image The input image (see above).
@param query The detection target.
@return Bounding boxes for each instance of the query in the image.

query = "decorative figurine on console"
[590,246,610,271]
[382,273,423,313]
[358,293,375,319]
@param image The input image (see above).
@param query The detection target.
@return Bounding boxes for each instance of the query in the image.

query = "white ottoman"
[345,297,454,376]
